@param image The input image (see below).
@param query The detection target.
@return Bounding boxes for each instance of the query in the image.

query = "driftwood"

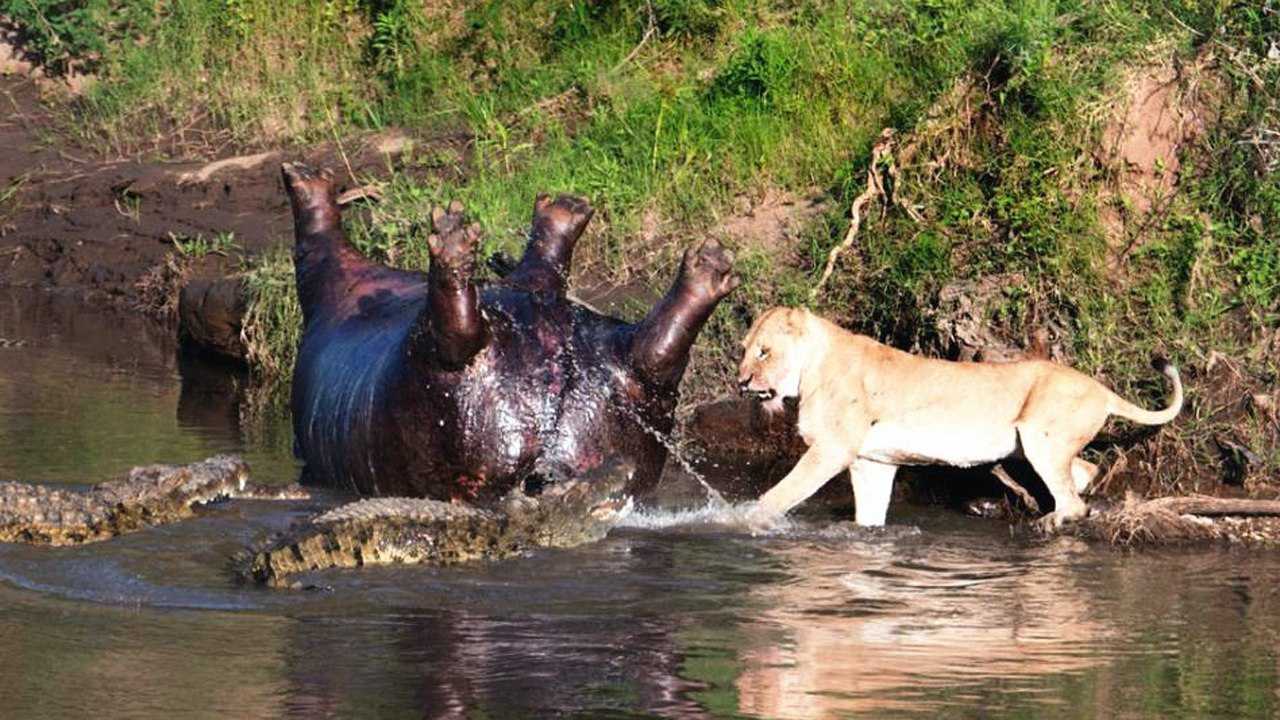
[1130,496,1280,516]
[1075,494,1280,546]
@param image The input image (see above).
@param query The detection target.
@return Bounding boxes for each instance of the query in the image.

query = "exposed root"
[335,184,383,206]
[812,128,897,296]
[175,151,281,186]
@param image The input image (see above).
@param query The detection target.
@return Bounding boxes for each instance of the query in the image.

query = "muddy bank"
[0,73,462,336]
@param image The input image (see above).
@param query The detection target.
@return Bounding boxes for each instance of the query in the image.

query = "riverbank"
[1,1,1276,507]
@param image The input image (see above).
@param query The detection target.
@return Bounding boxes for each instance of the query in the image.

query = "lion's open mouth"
[752,388,777,401]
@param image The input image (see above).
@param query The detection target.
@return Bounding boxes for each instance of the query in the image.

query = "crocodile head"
[92,454,251,524]
[501,458,635,549]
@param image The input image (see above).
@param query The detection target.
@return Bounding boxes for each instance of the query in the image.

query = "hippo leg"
[629,240,740,386]
[413,202,490,368]
[503,194,594,295]
[281,163,380,322]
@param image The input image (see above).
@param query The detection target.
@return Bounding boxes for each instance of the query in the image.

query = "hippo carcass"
[282,163,738,503]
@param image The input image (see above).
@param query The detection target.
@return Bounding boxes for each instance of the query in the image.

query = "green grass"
[239,245,301,382]
[10,0,1279,491]
[169,230,239,258]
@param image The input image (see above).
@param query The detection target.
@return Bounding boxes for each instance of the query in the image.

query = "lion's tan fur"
[737,307,1183,527]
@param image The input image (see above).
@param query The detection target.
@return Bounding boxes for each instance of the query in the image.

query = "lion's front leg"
[749,444,856,524]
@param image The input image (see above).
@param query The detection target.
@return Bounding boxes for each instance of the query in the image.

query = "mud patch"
[1097,51,1219,258]
[0,73,469,329]
[717,188,829,258]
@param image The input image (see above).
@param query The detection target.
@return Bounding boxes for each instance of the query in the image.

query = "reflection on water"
[0,288,297,485]
[0,288,1278,719]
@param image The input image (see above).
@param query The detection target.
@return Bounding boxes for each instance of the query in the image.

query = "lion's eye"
[758,347,770,359]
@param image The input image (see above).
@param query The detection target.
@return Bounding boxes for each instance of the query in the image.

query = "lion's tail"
[1105,358,1183,426]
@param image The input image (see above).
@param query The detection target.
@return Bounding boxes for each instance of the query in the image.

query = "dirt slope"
[0,72,437,315]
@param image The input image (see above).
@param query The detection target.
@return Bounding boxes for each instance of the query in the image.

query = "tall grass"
[240,245,301,381]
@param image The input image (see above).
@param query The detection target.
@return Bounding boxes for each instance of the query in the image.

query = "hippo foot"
[532,193,594,247]
[281,162,341,235]
[428,201,483,276]
[680,240,741,302]
[281,162,336,211]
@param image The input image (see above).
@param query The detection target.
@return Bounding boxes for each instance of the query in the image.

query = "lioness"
[737,307,1182,529]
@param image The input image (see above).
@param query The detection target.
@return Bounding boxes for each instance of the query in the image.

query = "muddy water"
[1,289,1278,719]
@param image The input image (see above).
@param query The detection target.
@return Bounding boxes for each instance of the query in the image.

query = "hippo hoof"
[533,193,595,240]
[682,239,741,300]
[428,201,482,269]
[281,162,335,208]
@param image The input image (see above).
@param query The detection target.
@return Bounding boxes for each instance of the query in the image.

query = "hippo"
[282,163,739,504]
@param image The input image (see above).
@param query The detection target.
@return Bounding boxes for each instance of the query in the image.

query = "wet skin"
[283,164,739,504]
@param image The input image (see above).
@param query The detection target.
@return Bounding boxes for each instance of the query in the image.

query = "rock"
[688,398,803,463]
[684,397,807,498]
[179,276,247,361]
[1214,434,1262,486]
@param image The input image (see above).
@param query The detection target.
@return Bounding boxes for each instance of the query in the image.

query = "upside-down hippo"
[283,163,739,503]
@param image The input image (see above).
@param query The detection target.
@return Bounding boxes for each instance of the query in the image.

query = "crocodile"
[0,454,633,587]
[0,455,270,546]
[235,458,635,588]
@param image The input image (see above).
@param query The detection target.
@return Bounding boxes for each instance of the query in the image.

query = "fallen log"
[1074,493,1280,546]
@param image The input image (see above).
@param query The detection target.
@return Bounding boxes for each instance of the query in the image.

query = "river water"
[1,288,1277,719]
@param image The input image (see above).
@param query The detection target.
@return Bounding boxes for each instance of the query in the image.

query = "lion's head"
[737,307,810,414]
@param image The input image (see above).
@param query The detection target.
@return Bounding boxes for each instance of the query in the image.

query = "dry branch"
[336,185,383,206]
[1134,496,1280,517]
[991,464,1040,514]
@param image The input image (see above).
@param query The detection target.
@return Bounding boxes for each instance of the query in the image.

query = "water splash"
[617,499,775,531]
[612,400,730,509]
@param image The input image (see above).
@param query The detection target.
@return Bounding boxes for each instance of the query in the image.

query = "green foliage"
[653,0,725,39]
[240,245,301,381]
[709,29,800,108]
[168,231,239,258]
[365,0,421,78]
[0,0,152,74]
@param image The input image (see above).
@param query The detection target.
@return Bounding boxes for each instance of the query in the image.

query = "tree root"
[812,128,896,297]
